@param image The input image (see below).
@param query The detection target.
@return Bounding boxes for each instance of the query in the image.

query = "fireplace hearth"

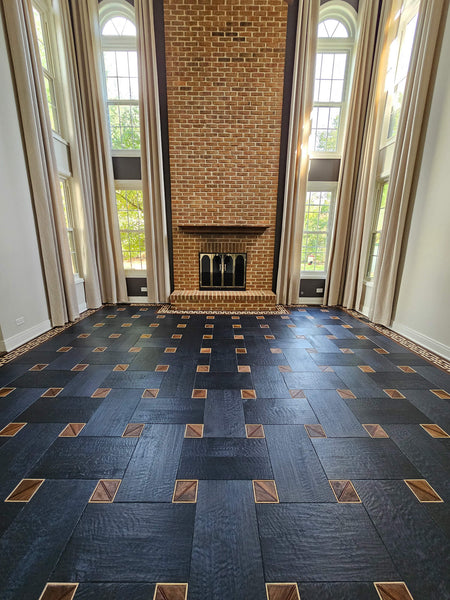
[199,253,246,290]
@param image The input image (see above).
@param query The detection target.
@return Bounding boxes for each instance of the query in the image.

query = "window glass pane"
[102,17,136,37]
[318,19,348,38]
[116,190,146,270]
[32,8,48,70]
[301,191,333,271]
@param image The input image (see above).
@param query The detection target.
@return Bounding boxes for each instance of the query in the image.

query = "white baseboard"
[128,296,150,304]
[297,297,324,305]
[0,319,52,353]
[391,320,450,361]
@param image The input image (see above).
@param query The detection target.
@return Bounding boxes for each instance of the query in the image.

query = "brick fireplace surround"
[164,0,288,310]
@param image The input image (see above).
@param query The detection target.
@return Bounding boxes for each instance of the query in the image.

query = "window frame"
[309,3,357,158]
[99,0,140,157]
[301,182,337,277]
[365,178,389,282]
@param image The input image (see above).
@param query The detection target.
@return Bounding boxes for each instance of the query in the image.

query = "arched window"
[99,1,140,152]
[310,4,356,155]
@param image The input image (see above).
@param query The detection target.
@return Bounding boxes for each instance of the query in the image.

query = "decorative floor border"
[343,308,450,373]
[0,308,100,367]
[157,304,290,316]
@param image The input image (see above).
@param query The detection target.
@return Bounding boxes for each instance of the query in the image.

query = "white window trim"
[309,2,357,159]
[301,181,337,278]
[364,177,389,283]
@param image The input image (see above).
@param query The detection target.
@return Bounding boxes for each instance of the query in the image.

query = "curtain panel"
[371,0,448,325]
[1,0,79,326]
[276,0,319,305]
[324,0,387,308]
[69,0,128,304]
[135,0,171,303]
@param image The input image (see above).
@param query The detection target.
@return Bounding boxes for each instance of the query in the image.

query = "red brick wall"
[164,0,288,290]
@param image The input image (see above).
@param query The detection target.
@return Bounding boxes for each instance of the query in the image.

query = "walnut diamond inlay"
[192,389,207,399]
[246,424,265,438]
[156,365,170,372]
[196,365,210,372]
[71,364,88,371]
[41,388,63,398]
[374,582,414,600]
[29,364,48,371]
[59,423,85,437]
[420,423,449,438]
[91,388,111,399]
[172,479,198,503]
[0,388,15,397]
[238,365,251,373]
[329,480,361,503]
[241,389,256,399]
[185,424,204,438]
[89,479,121,503]
[266,583,300,600]
[383,389,406,399]
[363,424,389,438]
[113,364,129,371]
[142,389,159,398]
[154,583,188,600]
[253,480,279,503]
[404,479,443,502]
[122,423,145,438]
[5,479,44,502]
[0,423,26,437]
[430,389,450,399]
[39,582,79,600]
[289,389,305,399]
[337,389,356,399]
[304,424,326,438]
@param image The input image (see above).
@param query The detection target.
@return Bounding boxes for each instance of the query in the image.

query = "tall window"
[301,187,336,273]
[116,188,146,270]
[310,12,355,154]
[101,14,140,151]
[366,181,389,280]
[60,180,80,276]
[32,4,60,132]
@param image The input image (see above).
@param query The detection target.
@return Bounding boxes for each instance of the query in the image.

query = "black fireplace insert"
[199,253,247,290]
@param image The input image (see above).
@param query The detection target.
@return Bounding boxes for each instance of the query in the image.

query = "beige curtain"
[135,0,171,303]
[57,0,102,309]
[276,0,319,304]
[1,0,78,326]
[325,0,388,307]
[69,0,128,304]
[371,0,448,325]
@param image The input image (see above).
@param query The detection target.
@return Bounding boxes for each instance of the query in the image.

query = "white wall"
[393,9,450,360]
[0,13,51,352]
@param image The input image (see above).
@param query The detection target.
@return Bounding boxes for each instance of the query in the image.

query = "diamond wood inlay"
[57,347,72,353]
[235,348,247,354]
[203,335,213,340]
[232,324,241,329]
[340,348,354,354]
[59,423,85,437]
[329,480,361,503]
[131,315,140,319]
[122,423,145,438]
[142,389,160,398]
[0,422,26,437]
[383,389,406,399]
[430,389,450,399]
[234,335,244,340]
[278,365,292,373]
[337,389,356,399]
[420,423,449,438]
[91,388,111,399]
[71,364,89,371]
[38,582,79,600]
[289,389,305,399]
[319,366,334,372]
[238,365,251,373]
[326,335,337,339]
[129,347,141,353]
[141,334,152,339]
[89,479,121,503]
[306,348,318,353]
[241,389,257,399]
[192,389,207,399]
[265,335,275,340]
[117,307,125,310]
[154,583,188,600]
[172,334,183,339]
[404,479,443,502]
[363,424,389,438]
[246,424,265,438]
[196,365,210,372]
[398,366,416,373]
[270,348,282,354]
[266,583,300,600]
[304,424,326,438]
[231,316,240,320]
[206,316,215,319]
[113,364,129,371]
[253,480,279,503]
[42,388,63,398]
[140,307,149,311]
[156,365,170,372]
[200,348,211,354]
[260,324,270,328]
[0,388,15,397]
[374,348,389,354]
[257,316,265,320]
[107,315,117,318]
[93,347,107,353]
[177,324,187,328]
[93,323,104,327]
[204,324,214,328]
[172,480,198,503]
[5,479,44,502]
[109,334,121,338]
[356,334,367,338]
[150,323,159,327]
[78,333,90,338]
[185,424,204,438]
[182,315,190,319]
[121,323,132,328]
[359,365,375,373]
[29,364,48,371]
[374,582,414,600]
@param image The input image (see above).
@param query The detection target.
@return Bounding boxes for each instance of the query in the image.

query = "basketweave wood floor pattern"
[0,305,449,600]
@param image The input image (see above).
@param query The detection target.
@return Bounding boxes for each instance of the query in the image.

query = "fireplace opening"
[199,253,246,290]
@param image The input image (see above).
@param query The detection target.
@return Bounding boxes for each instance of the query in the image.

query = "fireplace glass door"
[200,253,246,289]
